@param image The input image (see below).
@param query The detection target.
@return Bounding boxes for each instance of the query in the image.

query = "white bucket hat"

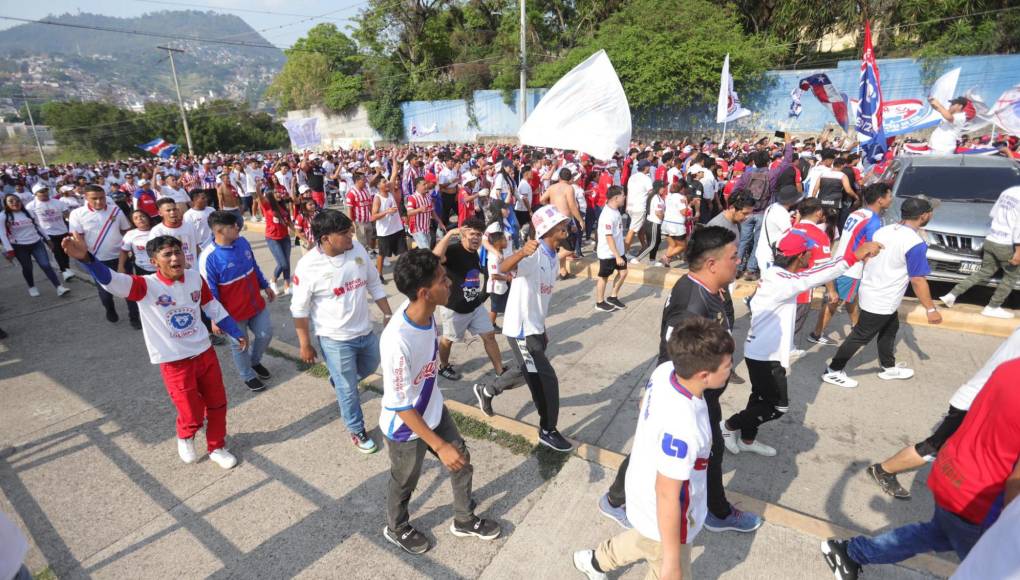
[531,205,568,239]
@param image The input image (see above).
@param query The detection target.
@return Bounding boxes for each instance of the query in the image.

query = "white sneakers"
[982,306,1015,319]
[572,550,607,580]
[57,285,70,297]
[62,270,75,281]
[719,420,776,456]
[822,368,858,389]
[268,280,279,295]
[28,286,40,297]
[939,293,956,308]
[178,437,198,463]
[878,363,915,381]
[177,437,237,469]
[720,420,740,454]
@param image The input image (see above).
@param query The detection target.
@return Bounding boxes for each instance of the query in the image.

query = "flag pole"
[721,120,727,150]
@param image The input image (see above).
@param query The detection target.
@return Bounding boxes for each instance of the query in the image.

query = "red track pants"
[158,347,228,452]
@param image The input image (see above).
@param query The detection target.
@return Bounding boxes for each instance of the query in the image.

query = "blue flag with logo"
[856,23,887,164]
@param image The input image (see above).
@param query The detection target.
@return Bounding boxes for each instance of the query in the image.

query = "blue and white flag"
[856,22,887,164]
[138,138,178,159]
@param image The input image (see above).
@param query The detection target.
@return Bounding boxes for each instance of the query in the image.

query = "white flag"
[928,67,960,105]
[282,117,321,149]
[988,84,1020,136]
[518,50,631,160]
[716,54,752,124]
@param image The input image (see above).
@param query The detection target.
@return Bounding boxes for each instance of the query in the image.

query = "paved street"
[0,233,1009,579]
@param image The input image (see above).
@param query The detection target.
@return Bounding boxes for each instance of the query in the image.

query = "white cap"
[202,158,211,164]
[298,184,311,194]
[461,173,477,185]
[477,188,490,197]
[369,161,381,168]
[31,182,49,194]
[137,178,149,186]
[59,185,74,193]
[531,205,568,239]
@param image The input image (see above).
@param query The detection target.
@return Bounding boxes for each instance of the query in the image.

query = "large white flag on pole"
[988,84,1020,136]
[518,50,631,160]
[716,54,751,124]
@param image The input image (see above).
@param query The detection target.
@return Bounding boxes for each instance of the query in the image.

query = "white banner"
[988,84,1020,135]
[518,50,631,160]
[282,117,321,150]
[716,54,751,124]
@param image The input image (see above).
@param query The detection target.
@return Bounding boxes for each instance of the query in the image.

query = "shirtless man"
[540,167,584,278]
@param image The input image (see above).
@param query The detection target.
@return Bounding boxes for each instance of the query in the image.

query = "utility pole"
[22,98,46,165]
[158,45,194,157]
[518,0,527,125]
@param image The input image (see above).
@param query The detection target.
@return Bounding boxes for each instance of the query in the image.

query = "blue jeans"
[12,241,60,288]
[229,307,273,381]
[265,236,292,282]
[318,332,380,435]
[848,505,985,565]
[738,212,764,273]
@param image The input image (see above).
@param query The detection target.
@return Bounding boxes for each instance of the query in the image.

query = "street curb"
[264,338,956,579]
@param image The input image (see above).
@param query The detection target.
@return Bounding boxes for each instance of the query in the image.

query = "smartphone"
[774,130,786,139]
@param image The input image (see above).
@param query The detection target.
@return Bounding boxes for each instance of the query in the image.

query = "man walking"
[594,186,629,312]
[823,197,942,389]
[290,210,393,454]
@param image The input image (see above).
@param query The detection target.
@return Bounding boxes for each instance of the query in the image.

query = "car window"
[897,164,1020,201]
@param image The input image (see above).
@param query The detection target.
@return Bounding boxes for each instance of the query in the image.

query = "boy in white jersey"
[594,186,629,312]
[381,249,500,555]
[574,317,736,580]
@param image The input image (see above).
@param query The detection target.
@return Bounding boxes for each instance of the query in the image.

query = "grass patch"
[33,568,58,580]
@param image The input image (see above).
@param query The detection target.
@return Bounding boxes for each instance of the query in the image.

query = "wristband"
[926,307,937,313]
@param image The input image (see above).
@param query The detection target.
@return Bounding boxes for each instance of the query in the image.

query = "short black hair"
[189,189,207,201]
[863,182,892,205]
[606,185,624,200]
[84,184,105,196]
[156,197,177,208]
[311,209,353,244]
[558,168,573,181]
[145,234,182,258]
[208,210,239,229]
[685,226,737,271]
[798,197,824,217]
[820,148,836,161]
[461,217,486,233]
[667,317,735,378]
[751,150,769,168]
[487,231,506,244]
[394,249,442,301]
[729,193,754,211]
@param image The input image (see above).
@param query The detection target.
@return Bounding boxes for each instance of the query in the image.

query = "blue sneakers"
[704,507,763,533]
[597,493,632,529]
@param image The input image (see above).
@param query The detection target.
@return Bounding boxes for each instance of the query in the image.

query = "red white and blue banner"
[794,73,850,130]
[856,22,887,164]
[138,138,178,159]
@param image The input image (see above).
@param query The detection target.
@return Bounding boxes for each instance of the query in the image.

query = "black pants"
[648,223,663,260]
[96,258,140,322]
[608,386,732,519]
[440,192,457,229]
[493,333,560,430]
[727,359,789,441]
[828,308,899,372]
[49,233,70,272]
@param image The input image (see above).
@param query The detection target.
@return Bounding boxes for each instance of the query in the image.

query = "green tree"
[266,24,364,113]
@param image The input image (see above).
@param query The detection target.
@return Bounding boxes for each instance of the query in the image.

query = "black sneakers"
[384,525,431,555]
[607,296,626,310]
[129,318,142,330]
[473,383,495,417]
[245,378,266,392]
[438,365,462,380]
[106,310,119,323]
[539,429,573,452]
[867,464,910,499]
[595,301,616,312]
[450,515,501,540]
[821,539,861,580]
[251,363,271,380]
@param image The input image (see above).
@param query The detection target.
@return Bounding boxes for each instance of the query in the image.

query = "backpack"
[746,171,769,201]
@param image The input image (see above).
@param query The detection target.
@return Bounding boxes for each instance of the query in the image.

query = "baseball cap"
[777,230,818,257]
[900,195,937,219]
[637,160,651,171]
[31,182,49,194]
[532,205,568,239]
[298,184,311,194]
[137,178,149,186]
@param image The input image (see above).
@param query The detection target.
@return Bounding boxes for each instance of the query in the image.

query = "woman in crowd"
[254,187,294,296]
[1,194,70,297]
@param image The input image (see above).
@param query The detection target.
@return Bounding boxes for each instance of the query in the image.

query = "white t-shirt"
[627,172,653,214]
[662,192,688,237]
[985,186,1020,246]
[860,224,930,315]
[160,186,191,205]
[516,181,533,212]
[289,241,388,341]
[183,207,214,248]
[486,250,508,294]
[573,183,587,214]
[625,362,711,544]
[502,241,558,339]
[149,221,202,269]
[834,208,881,279]
[929,112,966,155]
[597,205,625,260]
[374,193,403,237]
[647,194,665,225]
[25,199,70,236]
[379,301,446,442]
[949,327,1020,410]
[68,205,131,262]
[753,203,793,272]
[699,172,717,201]
[121,228,156,272]
[244,167,261,194]
[438,167,459,191]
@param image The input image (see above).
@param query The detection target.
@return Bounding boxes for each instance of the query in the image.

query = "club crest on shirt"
[190,290,201,303]
[355,257,364,265]
[166,308,197,338]
[155,294,176,307]
[414,360,438,385]
[661,433,688,458]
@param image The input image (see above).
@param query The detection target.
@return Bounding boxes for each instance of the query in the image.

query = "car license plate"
[959,262,980,274]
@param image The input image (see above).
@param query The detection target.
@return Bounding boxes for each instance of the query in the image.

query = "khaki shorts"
[439,305,494,342]
[355,221,375,248]
[627,209,646,233]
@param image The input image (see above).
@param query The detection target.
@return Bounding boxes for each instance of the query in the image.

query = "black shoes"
[438,365,462,381]
[251,364,271,380]
[130,318,142,330]
[450,516,501,540]
[607,296,626,310]
[245,378,265,392]
[473,383,495,417]
[539,429,573,452]
[867,463,910,499]
[821,539,861,580]
[106,310,119,323]
[595,301,616,312]
[384,525,432,555]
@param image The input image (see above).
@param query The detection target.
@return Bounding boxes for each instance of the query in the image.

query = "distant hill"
[0,11,285,108]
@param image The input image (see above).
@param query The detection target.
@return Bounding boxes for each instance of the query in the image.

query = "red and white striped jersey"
[406,193,433,234]
[346,187,373,223]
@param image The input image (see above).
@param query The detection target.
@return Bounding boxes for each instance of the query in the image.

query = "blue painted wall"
[400,54,1020,141]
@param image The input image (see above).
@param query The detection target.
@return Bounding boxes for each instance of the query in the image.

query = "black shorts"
[598,257,627,278]
[377,232,406,257]
[489,291,509,314]
[914,406,967,458]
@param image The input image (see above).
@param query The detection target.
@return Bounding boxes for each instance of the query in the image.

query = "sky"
[0,0,365,48]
